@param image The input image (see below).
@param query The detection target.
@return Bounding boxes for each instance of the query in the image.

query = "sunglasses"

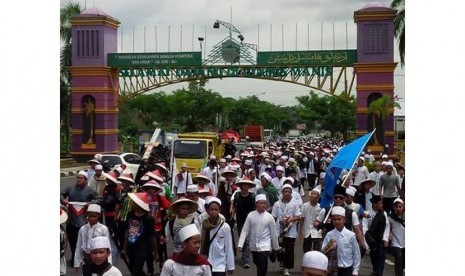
[334,195,345,200]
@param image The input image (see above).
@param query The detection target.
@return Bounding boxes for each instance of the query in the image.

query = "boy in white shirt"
[299,188,322,253]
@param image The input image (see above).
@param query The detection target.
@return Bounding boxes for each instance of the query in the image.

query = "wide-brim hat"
[88,159,100,165]
[141,180,163,192]
[146,171,164,183]
[103,172,120,185]
[117,174,135,185]
[168,198,199,215]
[221,169,237,177]
[128,192,150,211]
[60,208,68,224]
[154,162,167,173]
[236,177,256,187]
[193,174,210,182]
[360,179,376,189]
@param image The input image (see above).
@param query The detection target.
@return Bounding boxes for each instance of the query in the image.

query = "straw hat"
[236,177,256,187]
[168,198,199,215]
[146,170,164,183]
[128,192,150,211]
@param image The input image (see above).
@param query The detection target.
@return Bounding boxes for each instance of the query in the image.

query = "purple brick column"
[354,2,397,157]
[69,8,120,158]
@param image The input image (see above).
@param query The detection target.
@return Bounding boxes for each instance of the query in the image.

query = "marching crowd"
[60,137,405,276]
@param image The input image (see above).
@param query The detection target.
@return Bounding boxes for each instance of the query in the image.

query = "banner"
[320,130,375,208]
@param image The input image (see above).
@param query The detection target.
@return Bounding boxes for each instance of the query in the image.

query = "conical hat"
[128,192,150,211]
[236,177,256,187]
[146,170,164,183]
[168,198,198,215]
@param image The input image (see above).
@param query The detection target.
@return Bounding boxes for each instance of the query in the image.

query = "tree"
[60,2,82,153]
[296,91,356,141]
[391,0,405,67]
[367,94,401,146]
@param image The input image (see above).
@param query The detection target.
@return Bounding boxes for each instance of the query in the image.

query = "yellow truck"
[170,132,224,177]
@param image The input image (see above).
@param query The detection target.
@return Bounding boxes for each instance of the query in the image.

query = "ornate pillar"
[69,8,120,157]
[354,2,397,157]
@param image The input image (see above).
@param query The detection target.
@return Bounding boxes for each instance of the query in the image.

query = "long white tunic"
[300,202,322,239]
[200,220,235,272]
[161,259,212,276]
[237,210,280,252]
[271,199,302,238]
[74,222,110,268]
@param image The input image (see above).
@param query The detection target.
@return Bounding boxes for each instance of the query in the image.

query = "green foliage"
[296,91,356,141]
[391,0,405,67]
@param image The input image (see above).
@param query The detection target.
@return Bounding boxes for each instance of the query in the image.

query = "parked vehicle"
[244,125,264,142]
[100,153,142,177]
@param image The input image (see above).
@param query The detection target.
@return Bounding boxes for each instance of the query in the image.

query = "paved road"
[60,177,398,276]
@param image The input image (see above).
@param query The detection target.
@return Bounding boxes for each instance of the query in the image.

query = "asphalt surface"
[60,176,399,276]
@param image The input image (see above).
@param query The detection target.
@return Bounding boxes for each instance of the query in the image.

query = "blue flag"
[320,130,375,208]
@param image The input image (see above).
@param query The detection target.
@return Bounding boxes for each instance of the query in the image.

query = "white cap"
[385,161,394,167]
[225,155,232,159]
[382,154,388,159]
[276,165,285,172]
[346,186,356,197]
[311,187,321,195]
[78,170,88,179]
[87,204,101,214]
[95,164,103,170]
[288,157,296,163]
[359,156,365,162]
[89,236,111,251]
[178,224,200,242]
[281,184,293,192]
[331,206,345,216]
[319,172,326,179]
[205,196,222,206]
[181,162,187,168]
[259,172,272,183]
[219,158,226,163]
[394,198,404,205]
[281,156,289,161]
[186,184,199,193]
[302,251,328,270]
[245,159,252,166]
[255,194,267,203]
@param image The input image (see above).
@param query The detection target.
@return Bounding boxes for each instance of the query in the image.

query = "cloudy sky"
[62,0,405,110]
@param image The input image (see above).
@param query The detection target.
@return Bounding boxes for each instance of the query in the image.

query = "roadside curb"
[60,168,88,178]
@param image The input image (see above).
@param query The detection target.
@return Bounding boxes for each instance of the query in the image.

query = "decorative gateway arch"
[69,2,397,158]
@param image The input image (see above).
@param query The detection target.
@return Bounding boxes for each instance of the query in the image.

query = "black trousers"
[282,237,296,269]
[307,174,317,190]
[128,246,151,276]
[252,251,270,276]
[303,235,322,253]
[392,247,405,276]
[155,230,168,266]
[65,224,80,262]
[370,245,386,276]
[383,197,396,215]
[337,266,353,276]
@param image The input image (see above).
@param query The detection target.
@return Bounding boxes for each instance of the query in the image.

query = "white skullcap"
[385,161,394,167]
[255,194,267,203]
[78,170,88,179]
[205,196,222,206]
[346,186,357,197]
[382,161,387,166]
[245,159,252,166]
[178,224,200,242]
[302,251,328,270]
[95,164,103,170]
[311,188,321,195]
[186,184,199,193]
[359,156,365,162]
[288,157,296,163]
[281,156,289,161]
[276,165,285,172]
[181,162,187,168]
[331,206,345,216]
[382,154,388,159]
[219,158,226,163]
[319,172,326,179]
[87,204,101,214]
[260,172,272,183]
[89,236,111,251]
[225,155,232,159]
[281,184,293,192]
[394,198,404,205]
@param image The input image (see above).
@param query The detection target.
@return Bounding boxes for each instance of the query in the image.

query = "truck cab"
[170,132,224,177]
